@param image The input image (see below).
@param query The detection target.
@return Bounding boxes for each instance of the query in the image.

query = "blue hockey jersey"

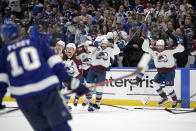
[0,37,70,99]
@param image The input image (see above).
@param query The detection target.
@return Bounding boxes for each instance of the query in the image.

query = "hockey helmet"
[156,40,165,46]
[0,22,19,41]
[56,40,65,48]
[101,38,109,44]
[106,32,114,40]
[66,43,76,50]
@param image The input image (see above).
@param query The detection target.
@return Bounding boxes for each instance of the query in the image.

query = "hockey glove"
[117,40,125,49]
[93,41,99,47]
[64,77,90,96]
[0,104,6,110]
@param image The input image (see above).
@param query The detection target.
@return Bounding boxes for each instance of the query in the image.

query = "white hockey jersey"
[75,46,91,71]
[63,55,83,79]
[142,39,184,72]
[87,43,120,72]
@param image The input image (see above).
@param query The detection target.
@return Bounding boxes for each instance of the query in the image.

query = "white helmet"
[66,43,76,50]
[106,32,114,40]
[56,40,65,48]
[156,40,165,46]
[101,38,109,44]
[78,40,92,47]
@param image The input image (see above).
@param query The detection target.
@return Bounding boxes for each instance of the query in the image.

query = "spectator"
[3,7,11,23]
[21,10,33,30]
[116,5,127,24]
[0,0,195,69]
[122,30,144,67]
[79,6,93,25]
[91,11,104,26]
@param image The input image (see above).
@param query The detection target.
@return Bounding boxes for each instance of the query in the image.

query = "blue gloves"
[117,40,125,49]
[93,41,99,47]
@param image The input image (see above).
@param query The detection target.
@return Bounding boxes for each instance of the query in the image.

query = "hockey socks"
[73,96,79,106]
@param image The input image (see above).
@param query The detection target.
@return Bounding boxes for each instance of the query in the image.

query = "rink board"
[3,68,196,108]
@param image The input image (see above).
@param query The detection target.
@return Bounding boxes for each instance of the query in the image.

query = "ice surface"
[0,102,196,131]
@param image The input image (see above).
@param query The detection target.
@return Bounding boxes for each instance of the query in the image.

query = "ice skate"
[82,99,89,106]
[0,104,5,109]
[73,98,79,106]
[158,97,168,106]
[87,101,95,112]
[172,100,179,108]
[93,102,100,109]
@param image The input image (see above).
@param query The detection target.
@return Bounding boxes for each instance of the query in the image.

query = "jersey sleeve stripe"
[47,55,62,68]
[0,73,9,84]
[9,75,59,95]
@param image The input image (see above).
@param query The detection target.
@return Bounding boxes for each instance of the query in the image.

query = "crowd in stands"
[0,0,196,68]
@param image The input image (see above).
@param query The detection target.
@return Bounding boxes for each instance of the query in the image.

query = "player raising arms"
[85,35,120,111]
[0,22,89,131]
[142,39,184,108]
[53,40,66,58]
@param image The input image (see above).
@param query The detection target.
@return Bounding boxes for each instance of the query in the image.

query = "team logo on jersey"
[96,52,108,60]
[65,61,75,75]
[81,55,91,66]
[66,66,75,75]
[82,58,91,65]
[157,54,168,62]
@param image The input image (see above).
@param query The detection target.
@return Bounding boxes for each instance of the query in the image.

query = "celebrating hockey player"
[62,43,84,106]
[0,22,89,131]
[73,41,93,106]
[53,40,66,59]
[142,39,184,108]
[134,35,158,85]
[85,35,120,111]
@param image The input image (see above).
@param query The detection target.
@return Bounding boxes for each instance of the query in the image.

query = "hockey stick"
[125,11,150,46]
[101,104,130,110]
[164,93,196,114]
[179,92,196,105]
[165,108,196,114]
[134,106,192,111]
[0,108,19,116]
[101,104,195,114]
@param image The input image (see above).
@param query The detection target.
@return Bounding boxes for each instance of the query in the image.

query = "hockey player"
[134,36,158,85]
[53,40,66,59]
[85,35,120,111]
[72,41,93,106]
[62,43,84,106]
[142,39,184,108]
[0,22,89,131]
[0,43,7,110]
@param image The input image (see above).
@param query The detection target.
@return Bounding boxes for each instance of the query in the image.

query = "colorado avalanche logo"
[96,52,108,60]
[65,62,75,76]
[66,66,75,75]
[82,58,91,65]
[81,55,91,66]
[157,54,168,62]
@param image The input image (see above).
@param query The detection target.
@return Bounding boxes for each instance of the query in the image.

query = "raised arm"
[142,39,153,54]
